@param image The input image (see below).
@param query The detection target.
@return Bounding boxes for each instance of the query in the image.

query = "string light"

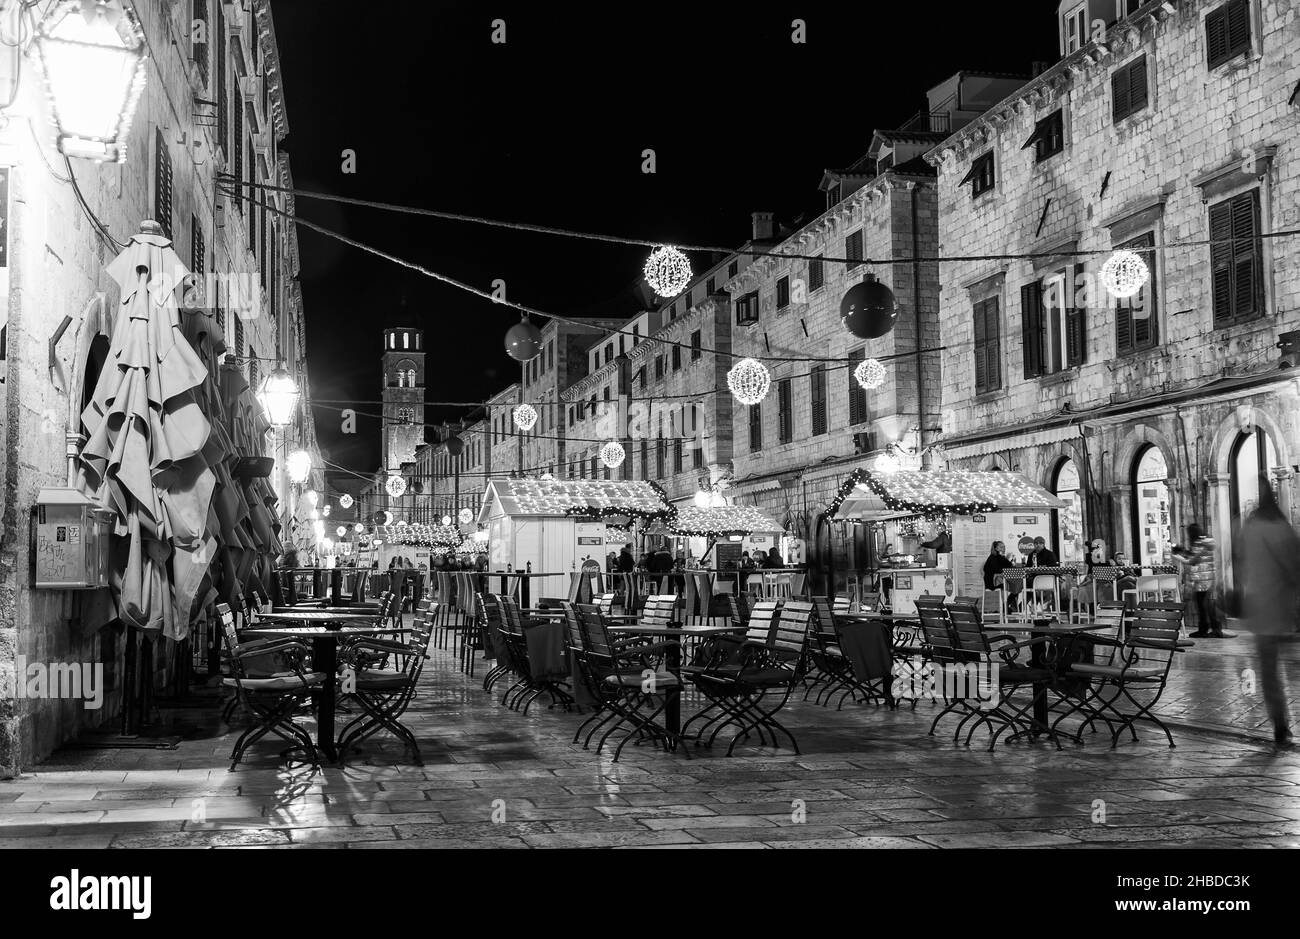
[828,468,1054,520]
[671,505,782,537]
[386,474,407,498]
[286,450,312,484]
[339,493,354,509]
[492,477,674,520]
[1101,249,1150,299]
[599,440,626,469]
[643,245,692,298]
[513,403,538,431]
[726,358,771,406]
[854,358,887,390]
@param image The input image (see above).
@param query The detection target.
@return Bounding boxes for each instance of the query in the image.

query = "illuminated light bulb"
[854,358,887,390]
[336,525,347,538]
[599,440,625,468]
[512,403,538,431]
[353,523,365,534]
[643,245,692,298]
[256,366,300,427]
[694,489,711,509]
[285,450,312,484]
[385,475,407,498]
[339,493,354,509]
[1101,249,1150,299]
[876,452,900,474]
[726,358,771,406]
[459,508,474,525]
[442,515,453,526]
[304,490,319,507]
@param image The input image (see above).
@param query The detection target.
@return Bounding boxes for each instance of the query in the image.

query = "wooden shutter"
[778,380,792,443]
[1066,307,1086,366]
[1232,192,1261,319]
[749,404,762,452]
[1206,4,1230,66]
[154,129,172,239]
[1209,198,1235,324]
[1111,64,1130,123]
[232,92,243,215]
[811,366,827,436]
[1226,0,1251,54]
[984,299,1000,390]
[848,348,867,424]
[1020,283,1043,378]
[1127,57,1148,114]
[972,301,987,392]
[216,6,227,145]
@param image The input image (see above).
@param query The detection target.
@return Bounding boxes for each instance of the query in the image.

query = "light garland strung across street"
[726,358,771,406]
[643,245,692,298]
[854,358,887,390]
[385,474,407,498]
[1101,249,1150,299]
[599,440,626,469]
[513,403,538,431]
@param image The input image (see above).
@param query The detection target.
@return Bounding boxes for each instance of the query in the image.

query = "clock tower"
[382,327,425,471]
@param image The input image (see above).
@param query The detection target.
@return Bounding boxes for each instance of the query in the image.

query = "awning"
[831,469,1067,521]
[670,505,783,537]
[478,477,675,524]
[939,423,1082,461]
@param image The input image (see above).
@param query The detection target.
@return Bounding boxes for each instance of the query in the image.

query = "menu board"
[951,511,1053,597]
[714,542,743,571]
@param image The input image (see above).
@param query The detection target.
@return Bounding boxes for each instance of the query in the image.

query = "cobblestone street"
[2,623,1297,850]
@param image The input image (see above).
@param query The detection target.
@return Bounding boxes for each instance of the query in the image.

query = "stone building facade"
[927,0,1299,592]
[0,0,313,773]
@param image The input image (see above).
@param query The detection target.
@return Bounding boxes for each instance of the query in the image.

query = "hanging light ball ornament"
[336,525,348,538]
[1101,249,1150,299]
[643,245,692,298]
[841,277,898,339]
[599,440,626,469]
[380,511,394,526]
[445,435,464,457]
[385,474,407,498]
[726,358,772,406]
[513,403,539,431]
[505,316,544,362]
[854,358,887,390]
[285,449,312,484]
[339,493,354,509]
[442,514,453,526]
[353,523,365,534]
[458,507,475,526]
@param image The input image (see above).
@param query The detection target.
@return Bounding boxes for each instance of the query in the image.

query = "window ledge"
[1208,48,1260,76]
[973,389,1007,404]
[1038,368,1079,388]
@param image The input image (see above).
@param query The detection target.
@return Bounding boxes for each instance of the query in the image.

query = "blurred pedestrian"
[1238,482,1298,747]
[1177,524,1232,638]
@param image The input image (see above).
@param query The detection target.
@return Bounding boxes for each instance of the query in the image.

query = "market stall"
[829,468,1067,613]
[478,477,674,604]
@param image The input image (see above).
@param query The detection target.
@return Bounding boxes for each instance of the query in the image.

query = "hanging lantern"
[513,403,538,431]
[841,277,898,339]
[599,440,625,469]
[336,525,347,538]
[854,358,887,390]
[339,493,354,509]
[385,474,407,498]
[726,358,771,406]
[1101,249,1150,299]
[255,366,300,428]
[32,0,148,164]
[505,316,544,362]
[643,246,692,298]
[458,507,475,525]
[285,449,312,484]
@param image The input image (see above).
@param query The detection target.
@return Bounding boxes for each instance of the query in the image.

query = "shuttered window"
[848,347,868,425]
[154,128,172,239]
[1020,283,1045,378]
[810,365,827,436]
[809,256,824,292]
[655,355,665,379]
[1206,0,1251,69]
[690,330,701,361]
[1112,55,1149,123]
[190,216,205,308]
[216,5,227,147]
[973,296,1001,394]
[749,404,762,453]
[1022,110,1064,162]
[641,440,649,479]
[1065,305,1087,368]
[1210,190,1263,326]
[656,439,666,477]
[845,231,863,271]
[962,152,996,197]
[1115,231,1158,354]
[776,276,790,310]
[232,88,243,216]
[777,379,793,444]
[672,345,681,371]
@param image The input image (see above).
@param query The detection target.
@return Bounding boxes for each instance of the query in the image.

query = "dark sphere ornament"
[445,435,464,457]
[505,318,544,361]
[840,279,898,339]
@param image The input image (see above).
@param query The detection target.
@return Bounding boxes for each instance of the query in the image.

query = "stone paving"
[1,620,1299,849]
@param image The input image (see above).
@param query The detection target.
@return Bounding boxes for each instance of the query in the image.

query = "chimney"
[751,211,775,242]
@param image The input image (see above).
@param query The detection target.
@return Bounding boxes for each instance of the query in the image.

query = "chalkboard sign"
[714,542,743,571]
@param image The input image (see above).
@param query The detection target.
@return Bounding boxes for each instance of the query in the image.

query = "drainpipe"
[911,186,927,467]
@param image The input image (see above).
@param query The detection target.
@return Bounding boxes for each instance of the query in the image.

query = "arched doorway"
[1131,446,1173,567]
[1052,457,1086,565]
[1229,426,1281,584]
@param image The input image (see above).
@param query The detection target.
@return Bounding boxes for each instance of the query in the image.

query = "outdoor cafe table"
[606,624,745,738]
[491,571,567,609]
[245,614,409,762]
[986,619,1113,738]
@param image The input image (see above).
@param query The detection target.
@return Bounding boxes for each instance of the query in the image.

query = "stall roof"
[670,504,783,536]
[831,469,1067,520]
[478,477,674,523]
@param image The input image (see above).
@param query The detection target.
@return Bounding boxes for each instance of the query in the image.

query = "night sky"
[271,1,1059,473]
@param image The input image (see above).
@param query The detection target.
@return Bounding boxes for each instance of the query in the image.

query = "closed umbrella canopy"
[78,221,214,639]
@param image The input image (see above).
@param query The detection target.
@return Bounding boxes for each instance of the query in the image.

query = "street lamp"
[286,449,312,484]
[256,366,301,428]
[32,0,148,164]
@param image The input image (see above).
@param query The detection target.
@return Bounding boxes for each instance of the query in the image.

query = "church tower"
[382,327,425,471]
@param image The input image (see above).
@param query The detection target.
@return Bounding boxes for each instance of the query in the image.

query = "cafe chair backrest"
[641,595,679,628]
[946,597,988,657]
[810,597,837,637]
[770,600,814,658]
[744,599,783,647]
[560,601,584,654]
[575,603,616,663]
[914,596,958,665]
[595,593,615,617]
[859,591,881,613]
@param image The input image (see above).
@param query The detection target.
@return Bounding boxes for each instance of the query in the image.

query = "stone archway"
[1110,423,1180,563]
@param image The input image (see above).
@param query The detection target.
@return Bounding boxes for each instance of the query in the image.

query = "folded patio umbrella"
[78,222,215,640]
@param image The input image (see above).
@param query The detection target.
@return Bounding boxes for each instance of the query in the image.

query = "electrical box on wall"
[33,488,113,589]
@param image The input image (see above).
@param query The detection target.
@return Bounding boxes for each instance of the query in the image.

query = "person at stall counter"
[983,541,1019,612]
[617,544,635,573]
[762,546,783,569]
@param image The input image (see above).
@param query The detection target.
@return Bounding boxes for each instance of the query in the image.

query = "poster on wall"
[951,512,1054,597]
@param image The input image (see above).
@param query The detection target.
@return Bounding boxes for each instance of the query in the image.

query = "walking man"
[1238,483,1297,747]
[1180,524,1233,638]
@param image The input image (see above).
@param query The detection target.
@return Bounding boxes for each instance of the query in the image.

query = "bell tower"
[382,327,425,471]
